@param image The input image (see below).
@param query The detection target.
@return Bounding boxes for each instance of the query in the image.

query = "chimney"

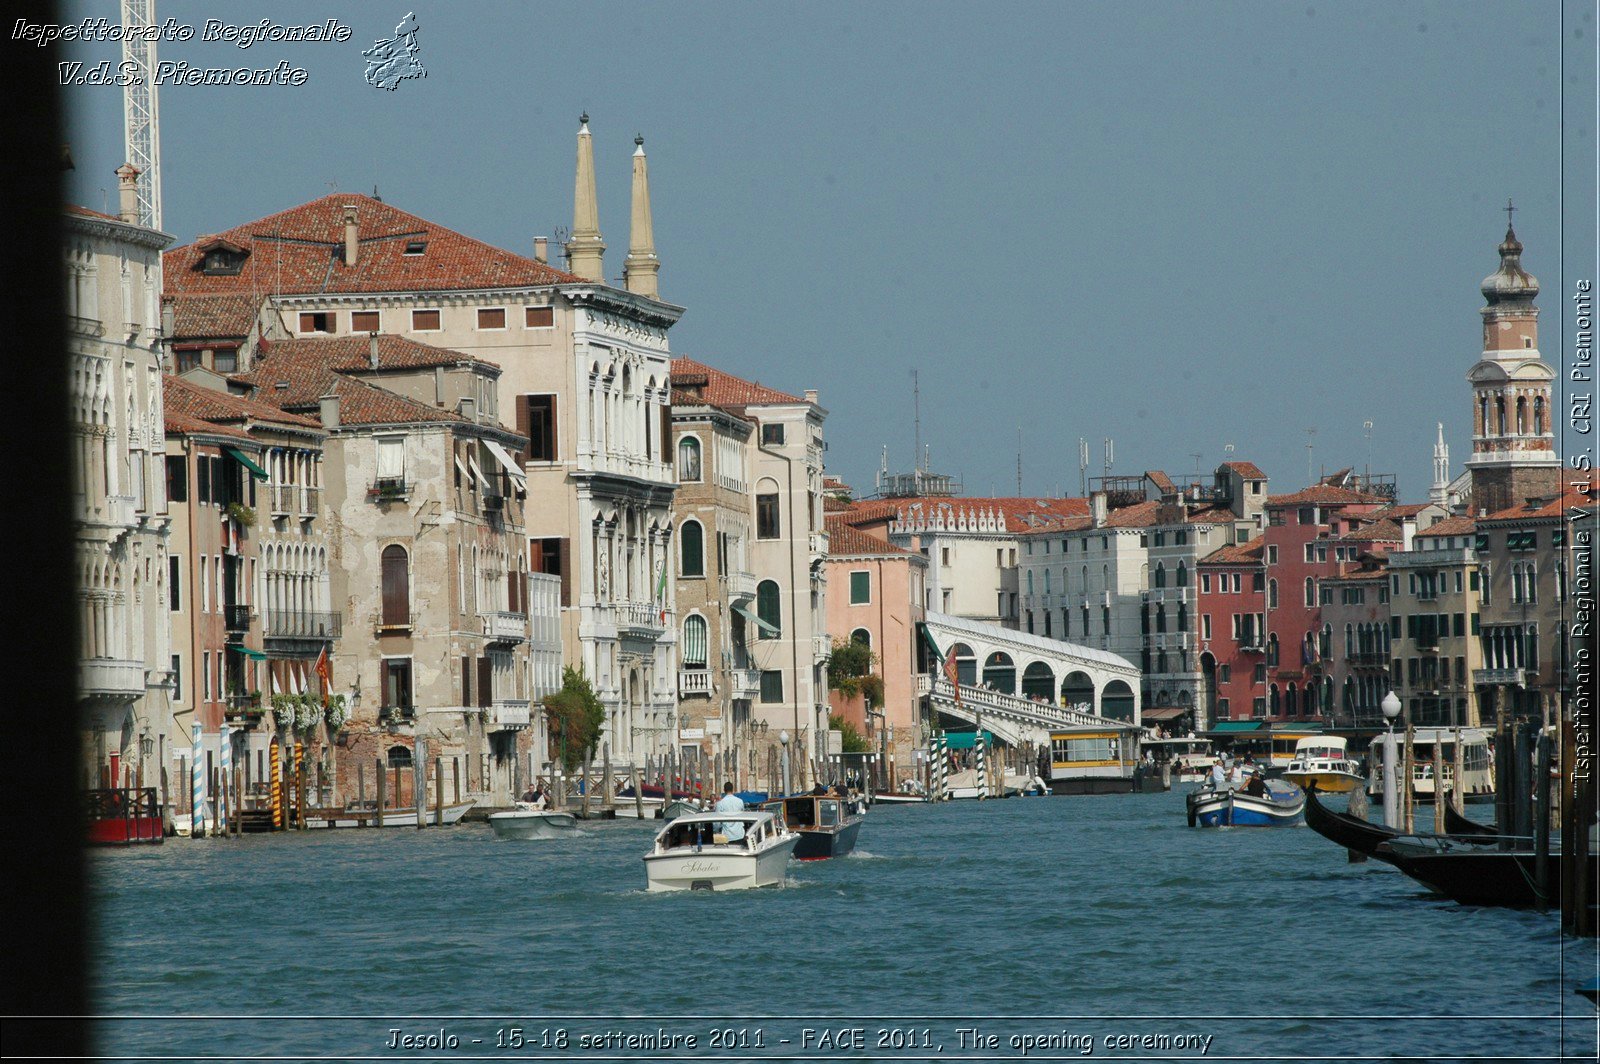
[1090,491,1108,528]
[433,366,444,406]
[342,204,359,267]
[805,389,819,405]
[566,114,606,282]
[368,333,380,369]
[115,163,140,224]
[318,392,340,430]
[160,300,175,340]
[623,134,660,299]
[533,236,549,264]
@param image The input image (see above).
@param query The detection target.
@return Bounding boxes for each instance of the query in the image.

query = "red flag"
[314,646,332,705]
[943,646,962,706]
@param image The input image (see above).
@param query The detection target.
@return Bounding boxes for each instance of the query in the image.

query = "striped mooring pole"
[217,722,231,835]
[976,732,988,800]
[934,732,948,802]
[269,740,283,830]
[190,721,204,838]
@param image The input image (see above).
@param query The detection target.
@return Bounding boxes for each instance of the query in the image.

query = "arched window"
[386,744,413,768]
[1154,563,1167,588]
[1495,395,1506,435]
[682,614,708,667]
[951,643,977,686]
[982,651,1016,694]
[1345,623,1354,657]
[380,545,409,627]
[1304,577,1315,607]
[1270,685,1281,715]
[677,436,702,482]
[1534,395,1546,434]
[1479,395,1490,436]
[1020,661,1054,699]
[850,627,871,649]
[1267,578,1279,609]
[1267,634,1280,667]
[1176,562,1188,587]
[755,580,781,639]
[1177,603,1189,632]
[1155,605,1167,633]
[679,519,704,578]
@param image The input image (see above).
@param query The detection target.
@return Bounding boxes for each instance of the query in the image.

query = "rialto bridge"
[920,612,1143,748]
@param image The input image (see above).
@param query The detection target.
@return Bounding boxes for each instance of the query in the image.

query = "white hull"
[303,802,475,829]
[488,810,579,839]
[643,835,799,891]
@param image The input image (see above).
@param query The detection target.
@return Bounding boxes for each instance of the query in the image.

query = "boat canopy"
[1293,735,1349,755]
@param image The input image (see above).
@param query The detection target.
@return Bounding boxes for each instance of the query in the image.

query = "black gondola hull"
[1303,785,1402,860]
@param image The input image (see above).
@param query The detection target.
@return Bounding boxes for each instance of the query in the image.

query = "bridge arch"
[1061,670,1095,713]
[1020,661,1055,700]
[1101,679,1136,723]
[982,651,1016,694]
[950,643,976,685]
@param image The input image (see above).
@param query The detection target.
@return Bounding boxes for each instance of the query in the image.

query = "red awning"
[1142,706,1190,722]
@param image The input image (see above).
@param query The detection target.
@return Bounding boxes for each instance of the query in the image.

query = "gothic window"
[755,580,781,639]
[677,436,702,482]
[679,519,704,578]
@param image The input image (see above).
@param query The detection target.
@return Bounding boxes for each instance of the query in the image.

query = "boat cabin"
[764,794,852,832]
[652,811,781,852]
[1047,726,1140,794]
[1290,736,1351,763]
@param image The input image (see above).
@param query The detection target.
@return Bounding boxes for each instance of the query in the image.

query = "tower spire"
[623,134,660,299]
[1430,422,1450,509]
[567,113,606,282]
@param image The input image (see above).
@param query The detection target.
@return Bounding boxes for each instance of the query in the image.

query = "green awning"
[940,730,998,750]
[1269,723,1325,734]
[734,604,779,637]
[225,446,269,481]
[228,644,267,660]
[1209,721,1263,733]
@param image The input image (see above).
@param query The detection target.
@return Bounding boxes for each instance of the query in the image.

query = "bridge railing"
[930,677,1123,731]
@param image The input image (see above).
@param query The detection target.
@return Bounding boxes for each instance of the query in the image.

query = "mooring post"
[434,757,445,826]
[1401,723,1415,834]
[1533,729,1551,912]
[602,743,613,811]
[375,759,386,828]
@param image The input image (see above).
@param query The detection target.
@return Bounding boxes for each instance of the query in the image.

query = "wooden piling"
[580,760,591,819]
[414,739,427,830]
[1451,725,1465,815]
[375,759,386,828]
[1532,730,1551,911]
[634,765,645,819]
[1434,735,1446,835]
[1401,723,1415,834]
[602,743,613,811]
[435,757,445,827]
[357,762,366,818]
[453,757,461,804]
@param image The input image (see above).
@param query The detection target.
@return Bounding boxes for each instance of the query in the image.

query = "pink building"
[1196,538,1266,721]
[821,516,926,784]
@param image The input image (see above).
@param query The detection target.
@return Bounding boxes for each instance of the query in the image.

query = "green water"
[83,790,1594,1060]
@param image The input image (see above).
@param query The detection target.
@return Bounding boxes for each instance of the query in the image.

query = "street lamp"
[779,729,791,797]
[1380,690,1402,828]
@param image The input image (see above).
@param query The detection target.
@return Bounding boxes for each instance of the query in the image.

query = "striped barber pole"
[975,732,988,800]
[934,733,948,802]
[270,740,283,830]
[217,722,231,835]
[190,721,204,838]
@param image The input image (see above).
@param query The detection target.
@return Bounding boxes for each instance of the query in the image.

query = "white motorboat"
[642,810,798,892]
[1282,736,1365,794]
[488,805,579,839]
[303,801,475,828]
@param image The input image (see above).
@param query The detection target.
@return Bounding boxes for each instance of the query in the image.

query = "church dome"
[1481,224,1539,305]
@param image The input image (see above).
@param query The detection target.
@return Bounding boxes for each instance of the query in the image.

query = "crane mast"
[120,0,161,228]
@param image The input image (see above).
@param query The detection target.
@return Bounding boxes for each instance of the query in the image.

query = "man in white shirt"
[713,782,746,843]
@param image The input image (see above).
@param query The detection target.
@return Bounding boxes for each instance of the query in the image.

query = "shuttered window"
[680,519,704,577]
[518,395,557,462]
[477,308,506,329]
[682,615,708,666]
[380,545,409,627]
[461,655,471,707]
[756,580,781,640]
[351,311,379,332]
[477,656,493,707]
[411,309,440,331]
[525,306,553,328]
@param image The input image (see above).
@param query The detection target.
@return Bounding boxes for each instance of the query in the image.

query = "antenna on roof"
[1103,438,1114,477]
[912,368,921,473]
[1304,426,1317,486]
[372,184,382,202]
[1016,426,1023,496]
[1079,438,1088,496]
[1363,420,1374,481]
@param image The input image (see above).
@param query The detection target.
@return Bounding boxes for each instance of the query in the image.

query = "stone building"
[163,116,684,763]
[66,169,174,792]
[1318,563,1391,729]
[1385,515,1483,728]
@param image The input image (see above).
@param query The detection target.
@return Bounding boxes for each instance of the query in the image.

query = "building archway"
[1061,670,1095,712]
[1101,679,1136,723]
[950,643,976,686]
[982,651,1016,694]
[1020,661,1055,700]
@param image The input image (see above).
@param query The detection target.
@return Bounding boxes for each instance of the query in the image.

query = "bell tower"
[1464,204,1560,513]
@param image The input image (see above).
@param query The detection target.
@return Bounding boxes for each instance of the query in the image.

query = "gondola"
[1302,784,1402,861]
[1441,796,1498,838]
[1372,836,1583,909]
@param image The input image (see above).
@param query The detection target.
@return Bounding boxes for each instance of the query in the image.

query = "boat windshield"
[659,816,762,850]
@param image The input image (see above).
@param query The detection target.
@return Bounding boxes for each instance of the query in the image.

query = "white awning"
[734,604,779,637]
[453,454,471,488]
[482,440,527,491]
[466,453,492,494]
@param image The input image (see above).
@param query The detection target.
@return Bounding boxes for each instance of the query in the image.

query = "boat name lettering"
[678,859,718,874]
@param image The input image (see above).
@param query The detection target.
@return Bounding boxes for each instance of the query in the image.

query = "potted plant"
[226,501,256,527]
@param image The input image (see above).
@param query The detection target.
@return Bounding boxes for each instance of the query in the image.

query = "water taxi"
[1282,736,1365,794]
[762,793,863,860]
[1365,727,1495,804]
[86,787,165,846]
[642,810,798,891]
[1141,736,1214,783]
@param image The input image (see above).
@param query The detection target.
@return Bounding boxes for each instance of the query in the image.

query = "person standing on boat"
[714,782,746,843]
[1210,759,1228,790]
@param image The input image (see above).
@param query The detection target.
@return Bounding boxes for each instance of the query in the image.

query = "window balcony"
[731,668,760,699]
[482,610,528,644]
[300,486,320,516]
[103,494,136,528]
[486,699,530,731]
[678,669,712,697]
[915,674,932,697]
[368,477,407,502]
[616,601,667,641]
[264,610,342,641]
[223,604,253,633]
[378,704,416,724]
[814,633,833,662]
[79,658,145,701]
[1348,651,1389,669]
[1473,667,1526,687]
[269,485,296,516]
[724,569,757,604]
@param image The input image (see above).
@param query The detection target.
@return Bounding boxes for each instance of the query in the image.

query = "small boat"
[1303,785,1403,859]
[1283,736,1365,794]
[303,801,475,828]
[1187,778,1305,827]
[487,806,579,839]
[642,810,798,891]
[86,788,165,846]
[662,799,702,822]
[762,793,863,860]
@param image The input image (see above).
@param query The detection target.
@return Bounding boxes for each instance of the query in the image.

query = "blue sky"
[59,0,1595,501]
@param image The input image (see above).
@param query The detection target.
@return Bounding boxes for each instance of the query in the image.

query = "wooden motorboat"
[86,787,164,846]
[762,793,863,860]
[642,810,797,891]
[488,806,579,839]
[303,801,475,828]
[1282,736,1365,794]
[1187,778,1305,827]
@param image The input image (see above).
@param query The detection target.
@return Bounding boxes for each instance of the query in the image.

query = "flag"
[943,646,962,706]
[314,645,332,706]
[655,561,669,623]
[1302,633,1321,667]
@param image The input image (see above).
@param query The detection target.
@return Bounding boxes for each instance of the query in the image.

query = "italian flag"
[656,561,669,622]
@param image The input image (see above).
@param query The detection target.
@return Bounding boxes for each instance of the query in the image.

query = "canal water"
[88,790,1594,1061]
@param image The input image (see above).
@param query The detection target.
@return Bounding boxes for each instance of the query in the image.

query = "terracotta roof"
[1146,470,1176,494]
[835,498,901,526]
[237,358,478,429]
[1418,515,1477,538]
[824,517,918,558]
[66,203,123,222]
[823,495,854,514]
[1267,485,1385,507]
[164,193,583,296]
[1104,500,1164,529]
[1199,539,1266,565]
[671,357,802,408]
[164,374,322,430]
[1017,515,1094,536]
[1335,519,1403,544]
[1327,567,1391,582]
[1480,478,1596,523]
[885,495,1091,533]
[1371,503,1433,521]
[1221,460,1268,479]
[166,293,265,340]
[162,409,254,442]
[249,334,499,375]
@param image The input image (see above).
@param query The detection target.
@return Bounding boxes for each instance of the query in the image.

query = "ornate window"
[677,436,702,482]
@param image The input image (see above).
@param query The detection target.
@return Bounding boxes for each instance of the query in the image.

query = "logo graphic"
[363,12,424,90]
